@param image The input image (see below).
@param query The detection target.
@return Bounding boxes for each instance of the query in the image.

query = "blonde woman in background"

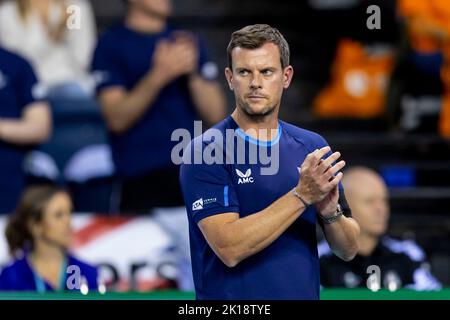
[0,0,97,94]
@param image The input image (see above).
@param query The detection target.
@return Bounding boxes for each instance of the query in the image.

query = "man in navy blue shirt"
[319,166,442,291]
[0,47,51,213]
[92,0,226,213]
[180,24,360,299]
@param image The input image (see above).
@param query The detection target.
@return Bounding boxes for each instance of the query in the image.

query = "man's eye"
[262,70,273,76]
[239,70,249,76]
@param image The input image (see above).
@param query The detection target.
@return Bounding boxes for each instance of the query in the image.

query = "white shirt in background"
[0,0,97,91]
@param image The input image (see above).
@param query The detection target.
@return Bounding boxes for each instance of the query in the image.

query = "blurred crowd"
[0,0,448,292]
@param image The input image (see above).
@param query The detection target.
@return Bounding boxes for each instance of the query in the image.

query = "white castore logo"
[236,168,254,184]
[192,198,203,211]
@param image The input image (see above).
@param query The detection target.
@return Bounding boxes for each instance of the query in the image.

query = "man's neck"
[125,9,166,34]
[231,108,280,142]
[357,233,379,257]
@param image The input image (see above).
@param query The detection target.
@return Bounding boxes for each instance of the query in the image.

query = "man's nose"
[249,74,263,90]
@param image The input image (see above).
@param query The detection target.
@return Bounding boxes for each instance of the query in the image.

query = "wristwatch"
[320,204,343,224]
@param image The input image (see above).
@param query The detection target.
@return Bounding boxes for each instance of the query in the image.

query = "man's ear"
[283,65,294,89]
[225,67,234,91]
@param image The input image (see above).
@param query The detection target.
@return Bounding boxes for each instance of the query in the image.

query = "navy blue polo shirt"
[92,23,218,178]
[0,48,42,213]
[180,116,346,300]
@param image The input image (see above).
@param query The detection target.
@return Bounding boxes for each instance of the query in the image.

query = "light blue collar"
[235,123,282,147]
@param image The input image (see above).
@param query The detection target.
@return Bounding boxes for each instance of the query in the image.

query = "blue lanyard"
[33,256,68,293]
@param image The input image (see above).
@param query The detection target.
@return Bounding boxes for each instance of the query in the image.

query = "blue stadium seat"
[25,89,115,212]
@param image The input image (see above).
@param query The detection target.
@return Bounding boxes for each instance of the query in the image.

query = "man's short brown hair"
[227,24,290,69]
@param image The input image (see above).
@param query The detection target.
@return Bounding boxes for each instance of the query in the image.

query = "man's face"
[346,175,390,238]
[225,42,293,118]
[131,0,172,18]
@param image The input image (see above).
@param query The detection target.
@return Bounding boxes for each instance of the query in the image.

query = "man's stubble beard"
[237,97,278,121]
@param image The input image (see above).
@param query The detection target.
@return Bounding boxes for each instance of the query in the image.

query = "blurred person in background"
[0,47,51,214]
[0,185,98,292]
[0,0,111,214]
[92,0,226,291]
[319,166,441,290]
[293,0,399,122]
[0,0,97,95]
[395,0,450,137]
[313,38,395,119]
[92,0,226,213]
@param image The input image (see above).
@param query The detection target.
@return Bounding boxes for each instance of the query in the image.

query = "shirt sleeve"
[15,58,45,110]
[338,187,352,218]
[180,141,240,224]
[91,38,127,93]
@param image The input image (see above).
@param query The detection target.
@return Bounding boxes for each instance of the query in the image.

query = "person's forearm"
[323,216,359,261]
[0,118,50,145]
[188,75,226,126]
[214,191,307,267]
[104,71,166,134]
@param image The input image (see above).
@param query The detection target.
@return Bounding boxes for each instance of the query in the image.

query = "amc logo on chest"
[236,169,254,185]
